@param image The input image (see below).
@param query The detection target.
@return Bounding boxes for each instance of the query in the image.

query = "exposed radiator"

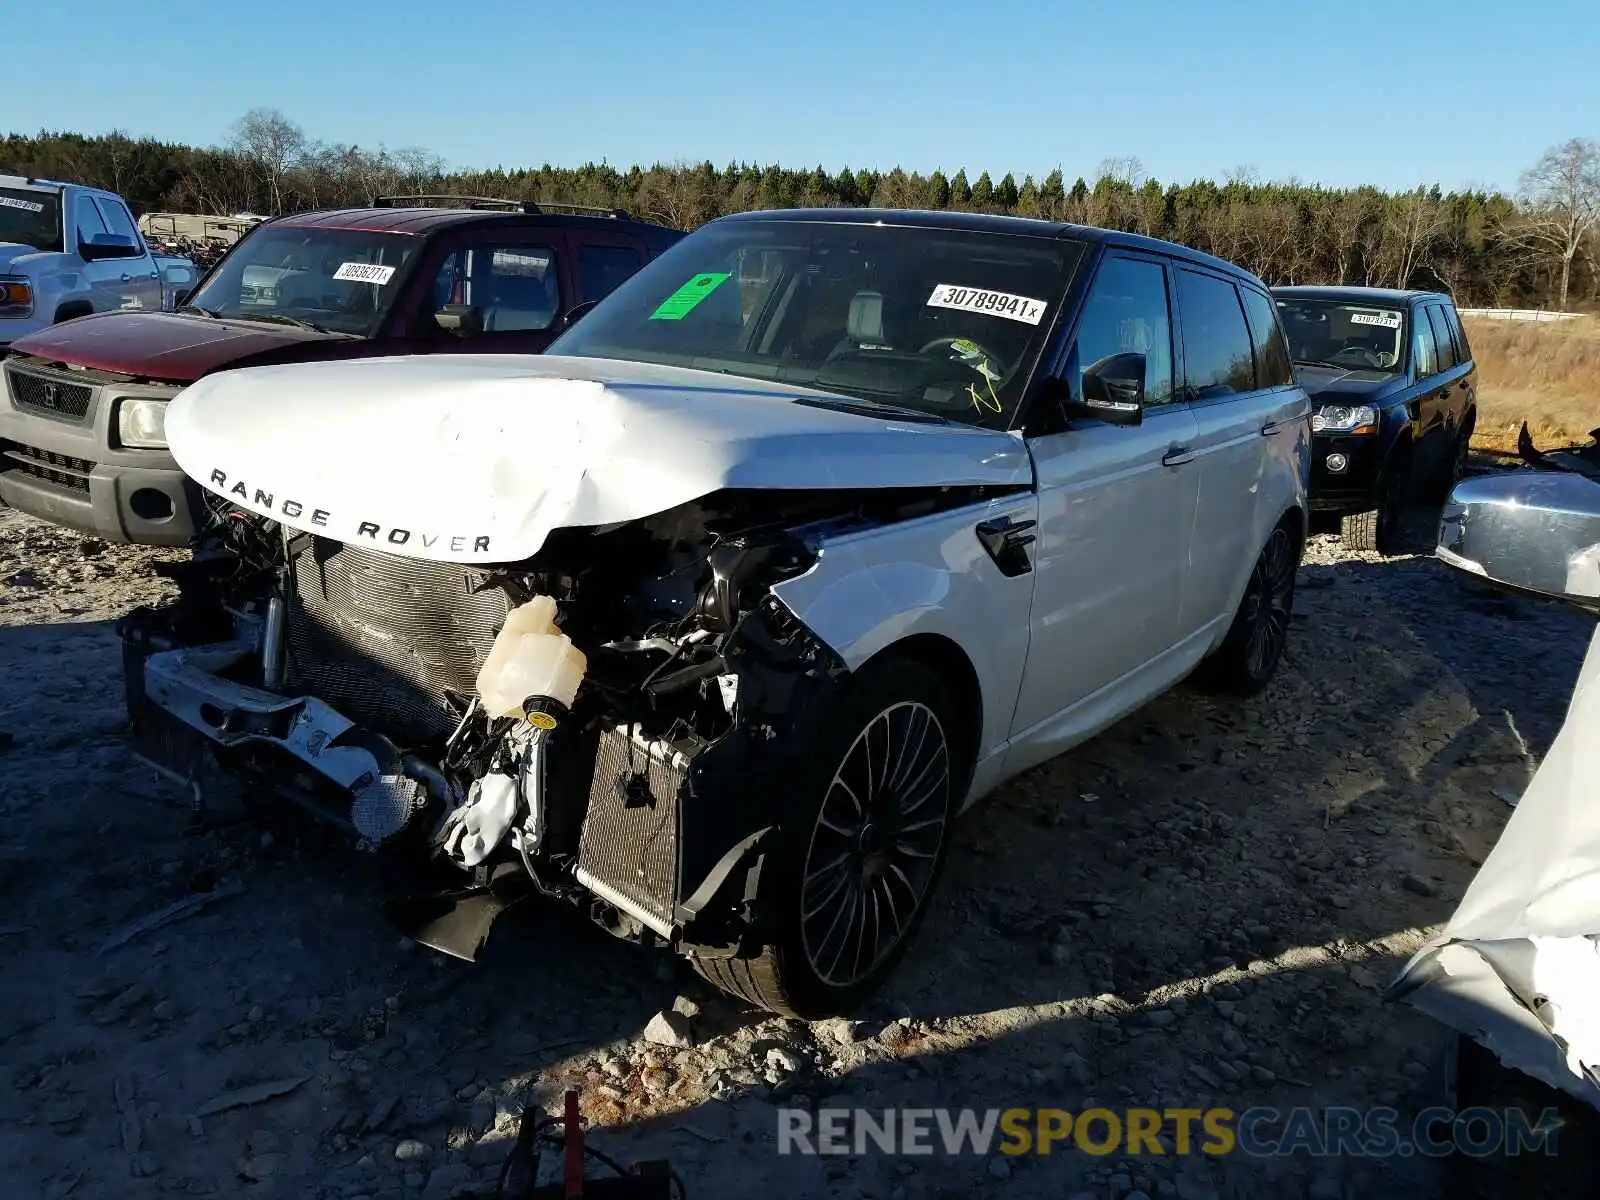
[577,725,688,932]
[286,537,512,744]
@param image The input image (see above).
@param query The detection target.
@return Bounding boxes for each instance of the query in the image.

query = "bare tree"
[637,163,709,229]
[1317,191,1368,284]
[1096,155,1146,188]
[1517,137,1600,311]
[1382,187,1446,288]
[229,108,305,215]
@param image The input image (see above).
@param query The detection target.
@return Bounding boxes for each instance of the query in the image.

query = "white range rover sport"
[120,208,1310,1017]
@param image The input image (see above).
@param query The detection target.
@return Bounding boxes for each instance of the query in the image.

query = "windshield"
[548,219,1082,427]
[187,225,420,336]
[1275,298,1407,373]
[0,186,63,253]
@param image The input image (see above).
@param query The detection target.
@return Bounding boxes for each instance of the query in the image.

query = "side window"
[425,243,561,334]
[1412,309,1438,378]
[1239,287,1293,388]
[1070,255,1175,408]
[577,243,643,305]
[1427,305,1457,370]
[1176,269,1257,400]
[95,198,143,247]
[486,247,561,331]
[75,196,109,246]
[1444,303,1472,363]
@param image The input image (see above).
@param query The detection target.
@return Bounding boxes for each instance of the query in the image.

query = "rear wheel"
[1198,523,1299,696]
[1435,415,1475,499]
[692,656,963,1017]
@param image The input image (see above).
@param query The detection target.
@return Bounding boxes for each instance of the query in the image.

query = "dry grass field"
[1465,315,1600,452]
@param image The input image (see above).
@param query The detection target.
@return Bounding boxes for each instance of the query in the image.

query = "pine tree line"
[5,117,1597,309]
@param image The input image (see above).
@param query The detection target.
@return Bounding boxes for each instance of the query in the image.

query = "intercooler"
[286,536,512,744]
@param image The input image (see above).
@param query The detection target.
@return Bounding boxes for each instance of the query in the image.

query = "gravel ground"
[0,494,1592,1200]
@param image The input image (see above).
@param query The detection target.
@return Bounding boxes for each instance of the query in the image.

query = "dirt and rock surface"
[0,495,1592,1200]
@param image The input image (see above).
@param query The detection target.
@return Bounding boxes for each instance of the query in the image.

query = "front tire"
[1198,523,1299,696]
[692,656,963,1017]
[1342,450,1411,555]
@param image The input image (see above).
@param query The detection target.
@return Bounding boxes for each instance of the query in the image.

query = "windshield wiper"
[792,395,953,425]
[178,304,219,318]
[1292,358,1347,370]
[234,313,330,333]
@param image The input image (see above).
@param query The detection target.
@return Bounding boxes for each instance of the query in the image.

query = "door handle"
[1161,446,1196,467]
[1260,419,1286,436]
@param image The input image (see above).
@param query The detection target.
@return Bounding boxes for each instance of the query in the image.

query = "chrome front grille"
[4,361,96,422]
[286,537,513,744]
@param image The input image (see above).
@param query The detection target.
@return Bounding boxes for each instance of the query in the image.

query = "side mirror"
[1437,472,1600,617]
[435,303,483,337]
[79,233,142,262]
[1064,351,1145,426]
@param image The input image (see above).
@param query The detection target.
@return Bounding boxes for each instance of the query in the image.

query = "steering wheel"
[920,335,999,363]
[1329,342,1383,368]
[920,336,1009,413]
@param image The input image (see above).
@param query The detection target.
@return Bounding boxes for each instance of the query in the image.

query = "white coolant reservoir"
[476,595,588,719]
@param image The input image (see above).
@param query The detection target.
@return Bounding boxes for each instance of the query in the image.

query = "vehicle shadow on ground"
[381,515,1589,1197]
[8,506,1591,1198]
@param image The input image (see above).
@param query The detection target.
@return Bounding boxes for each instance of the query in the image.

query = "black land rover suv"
[1272,286,1476,555]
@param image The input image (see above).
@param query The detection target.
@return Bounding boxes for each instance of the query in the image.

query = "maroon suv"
[0,197,681,545]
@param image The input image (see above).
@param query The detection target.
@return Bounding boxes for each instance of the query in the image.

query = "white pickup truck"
[0,174,189,347]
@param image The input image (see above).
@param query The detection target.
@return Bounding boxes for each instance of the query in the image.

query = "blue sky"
[7,0,1597,193]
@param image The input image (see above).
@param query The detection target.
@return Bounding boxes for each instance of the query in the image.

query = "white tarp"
[1390,622,1600,1107]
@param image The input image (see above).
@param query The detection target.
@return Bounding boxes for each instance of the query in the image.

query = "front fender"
[770,495,1038,765]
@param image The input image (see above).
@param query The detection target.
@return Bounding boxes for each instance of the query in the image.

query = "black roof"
[713,207,1266,284]
[271,206,681,250]
[1271,284,1449,304]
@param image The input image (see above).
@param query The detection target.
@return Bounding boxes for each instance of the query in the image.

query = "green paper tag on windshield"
[648,272,731,320]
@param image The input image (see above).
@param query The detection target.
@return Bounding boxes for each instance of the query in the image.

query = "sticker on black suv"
[333,262,396,285]
[926,284,1048,326]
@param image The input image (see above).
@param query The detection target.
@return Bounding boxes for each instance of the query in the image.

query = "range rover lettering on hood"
[166,353,1033,564]
[204,469,493,553]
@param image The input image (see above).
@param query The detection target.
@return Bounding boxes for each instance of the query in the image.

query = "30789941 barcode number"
[926,284,1048,326]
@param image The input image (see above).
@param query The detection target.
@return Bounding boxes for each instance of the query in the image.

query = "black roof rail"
[529,201,633,219]
[369,195,635,220]
[370,194,523,211]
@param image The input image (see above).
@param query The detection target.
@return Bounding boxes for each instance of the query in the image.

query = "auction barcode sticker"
[1349,311,1401,329]
[0,196,45,214]
[926,284,1048,325]
[333,261,396,285]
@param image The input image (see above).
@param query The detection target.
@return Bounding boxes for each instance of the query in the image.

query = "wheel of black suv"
[1341,451,1411,555]
[1432,419,1474,501]
[1198,523,1300,696]
[692,656,963,1017]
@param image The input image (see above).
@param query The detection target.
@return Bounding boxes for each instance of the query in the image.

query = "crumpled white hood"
[1391,622,1600,1110]
[166,354,1030,563]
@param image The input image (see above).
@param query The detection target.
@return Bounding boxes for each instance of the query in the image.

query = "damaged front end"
[118,486,952,964]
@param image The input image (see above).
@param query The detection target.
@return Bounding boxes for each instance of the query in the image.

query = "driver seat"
[827,291,888,357]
